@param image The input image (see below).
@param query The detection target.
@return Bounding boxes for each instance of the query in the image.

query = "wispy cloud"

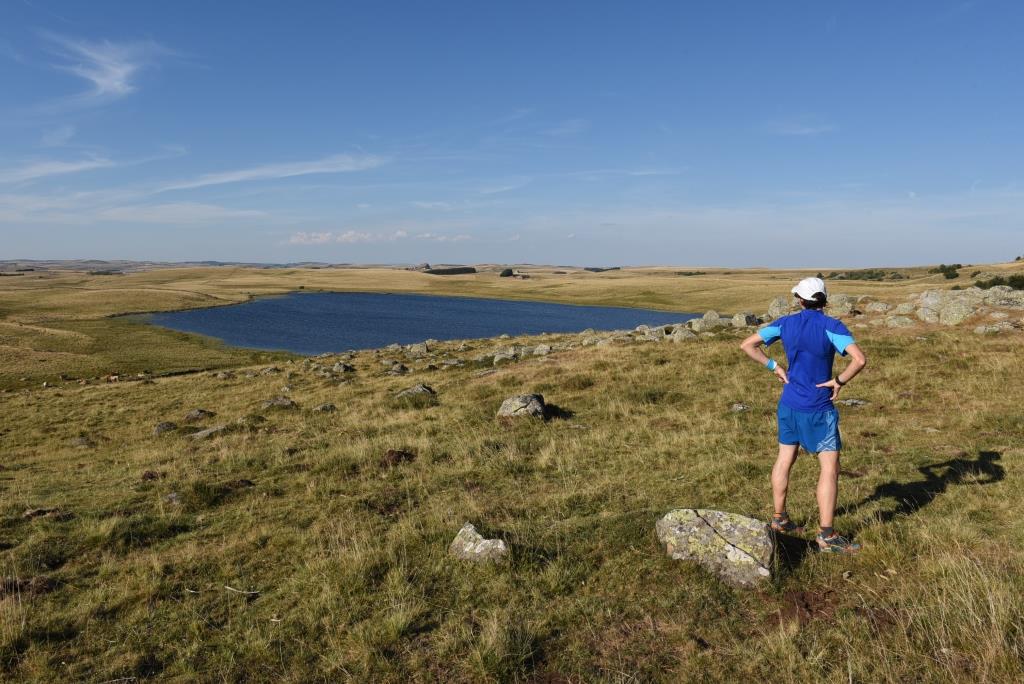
[40,124,76,147]
[542,118,590,136]
[158,154,388,192]
[766,120,838,137]
[0,155,114,184]
[288,229,471,245]
[411,201,452,210]
[486,108,535,127]
[479,176,532,194]
[41,32,172,105]
[98,202,264,223]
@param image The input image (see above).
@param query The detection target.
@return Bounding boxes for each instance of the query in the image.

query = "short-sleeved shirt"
[757,309,854,412]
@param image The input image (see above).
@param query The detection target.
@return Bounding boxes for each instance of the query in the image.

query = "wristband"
[766,359,777,371]
[835,375,847,386]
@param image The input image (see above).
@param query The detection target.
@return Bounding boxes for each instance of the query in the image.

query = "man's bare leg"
[771,443,800,516]
[816,450,840,529]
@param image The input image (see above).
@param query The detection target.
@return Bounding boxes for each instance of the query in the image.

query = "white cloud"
[289,231,336,245]
[42,32,171,103]
[542,118,589,136]
[41,124,76,147]
[0,156,114,184]
[158,154,388,192]
[98,202,264,223]
[412,201,452,210]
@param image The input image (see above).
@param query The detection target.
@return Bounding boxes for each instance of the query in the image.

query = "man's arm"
[739,333,788,384]
[816,343,867,400]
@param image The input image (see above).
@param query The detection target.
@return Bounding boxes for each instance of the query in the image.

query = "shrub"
[929,264,962,279]
[975,275,1024,290]
[499,269,514,277]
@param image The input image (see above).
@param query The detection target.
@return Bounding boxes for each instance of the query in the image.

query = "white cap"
[791,277,827,301]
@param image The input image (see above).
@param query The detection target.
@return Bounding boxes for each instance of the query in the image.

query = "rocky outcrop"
[656,509,773,588]
[448,523,508,562]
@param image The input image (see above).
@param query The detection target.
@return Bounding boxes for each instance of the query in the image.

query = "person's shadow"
[774,451,1003,573]
[838,450,1004,524]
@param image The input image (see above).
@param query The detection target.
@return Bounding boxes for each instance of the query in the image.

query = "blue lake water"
[145,292,697,355]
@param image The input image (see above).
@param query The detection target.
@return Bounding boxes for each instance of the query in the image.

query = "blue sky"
[2,1,1022,267]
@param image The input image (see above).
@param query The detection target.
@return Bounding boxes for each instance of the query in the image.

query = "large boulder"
[497,394,546,419]
[939,300,976,326]
[865,302,891,313]
[828,294,855,316]
[656,509,773,588]
[448,523,508,562]
[885,316,915,328]
[916,307,940,324]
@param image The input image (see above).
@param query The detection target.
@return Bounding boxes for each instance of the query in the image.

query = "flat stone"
[885,316,915,328]
[262,396,298,409]
[313,403,337,413]
[190,425,229,440]
[396,384,436,398]
[837,399,869,406]
[730,403,751,413]
[448,522,508,563]
[656,509,773,588]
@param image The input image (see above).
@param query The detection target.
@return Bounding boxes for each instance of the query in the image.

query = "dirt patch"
[779,588,836,626]
[380,449,416,467]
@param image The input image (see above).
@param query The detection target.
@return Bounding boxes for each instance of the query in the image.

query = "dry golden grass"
[0,264,1022,681]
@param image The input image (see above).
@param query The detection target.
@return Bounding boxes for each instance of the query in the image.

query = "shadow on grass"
[543,404,575,420]
[771,530,816,574]
[839,450,1004,524]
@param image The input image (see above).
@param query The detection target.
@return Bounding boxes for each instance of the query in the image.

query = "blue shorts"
[778,404,841,453]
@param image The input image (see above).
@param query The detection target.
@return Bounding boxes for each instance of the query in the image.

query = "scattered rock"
[837,399,869,407]
[670,327,697,342]
[214,371,235,380]
[939,300,976,326]
[23,507,71,521]
[492,349,517,366]
[380,449,416,467]
[732,312,758,327]
[190,425,229,441]
[153,421,178,436]
[892,302,916,315]
[184,408,216,423]
[407,342,430,357]
[768,296,793,320]
[262,396,298,410]
[259,366,281,376]
[730,403,751,413]
[448,522,509,563]
[533,344,552,356]
[865,302,891,313]
[885,316,915,328]
[828,294,855,316]
[656,509,773,588]
[332,362,356,373]
[388,363,410,376]
[141,470,164,481]
[396,384,436,399]
[916,307,940,324]
[497,394,546,419]
[313,403,337,413]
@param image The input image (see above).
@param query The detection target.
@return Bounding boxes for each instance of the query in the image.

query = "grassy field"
[1,263,1023,681]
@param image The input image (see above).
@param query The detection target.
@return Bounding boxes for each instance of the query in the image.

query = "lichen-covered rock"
[184,408,216,422]
[916,307,940,324]
[939,300,976,325]
[406,341,430,357]
[190,424,229,441]
[768,296,792,320]
[313,403,337,413]
[885,316,915,328]
[497,394,546,419]
[828,294,855,316]
[865,302,891,313]
[892,302,916,315]
[656,509,773,588]
[732,312,758,327]
[687,318,709,333]
[670,327,697,342]
[448,522,508,562]
[533,344,552,356]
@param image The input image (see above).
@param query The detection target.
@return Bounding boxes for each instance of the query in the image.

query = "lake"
[145,292,697,355]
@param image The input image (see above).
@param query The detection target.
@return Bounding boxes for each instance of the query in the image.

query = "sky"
[1,1,1023,267]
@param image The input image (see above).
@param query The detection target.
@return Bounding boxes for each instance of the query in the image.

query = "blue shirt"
[757,309,854,412]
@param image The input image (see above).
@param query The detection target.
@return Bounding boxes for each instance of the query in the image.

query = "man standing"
[739,277,867,553]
